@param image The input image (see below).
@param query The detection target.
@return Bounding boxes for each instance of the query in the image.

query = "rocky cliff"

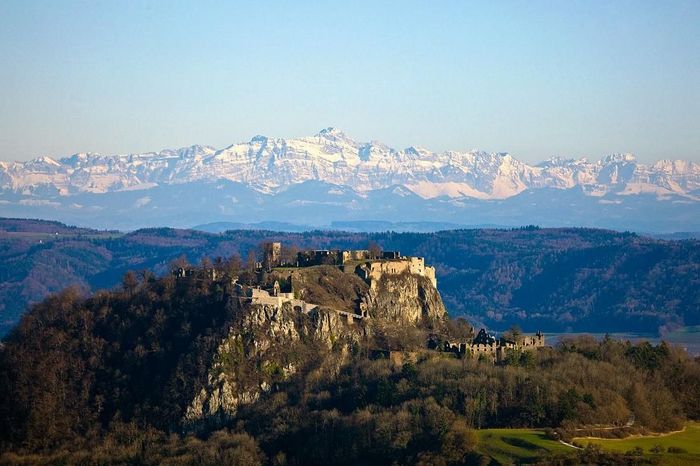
[365,273,446,326]
[185,269,447,426]
[184,302,360,426]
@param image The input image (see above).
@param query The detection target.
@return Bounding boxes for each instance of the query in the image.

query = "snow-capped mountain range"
[2,127,699,201]
[2,128,700,232]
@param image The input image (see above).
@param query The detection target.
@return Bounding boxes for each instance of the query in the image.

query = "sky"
[0,0,698,164]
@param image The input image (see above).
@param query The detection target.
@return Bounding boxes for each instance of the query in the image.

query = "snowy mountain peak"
[314,127,354,143]
[652,159,699,173]
[173,145,215,158]
[601,153,636,164]
[60,152,97,167]
[22,156,62,172]
[538,156,575,167]
[316,127,344,137]
[250,135,268,143]
[404,146,431,156]
[32,156,60,166]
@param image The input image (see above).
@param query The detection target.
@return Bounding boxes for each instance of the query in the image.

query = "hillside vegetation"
[576,422,700,454]
[265,266,369,314]
[1,258,700,465]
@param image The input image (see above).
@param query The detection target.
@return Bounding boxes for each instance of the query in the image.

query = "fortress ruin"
[171,243,542,362]
[439,328,545,363]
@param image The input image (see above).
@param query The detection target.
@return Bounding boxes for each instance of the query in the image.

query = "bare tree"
[280,243,300,266]
[224,254,242,277]
[246,249,257,273]
[502,324,522,342]
[122,271,139,293]
[169,254,189,270]
[368,241,382,259]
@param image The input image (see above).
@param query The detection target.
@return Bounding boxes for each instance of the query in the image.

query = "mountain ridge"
[2,127,699,201]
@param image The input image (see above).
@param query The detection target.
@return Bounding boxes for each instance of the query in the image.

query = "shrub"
[649,444,663,454]
[667,446,688,454]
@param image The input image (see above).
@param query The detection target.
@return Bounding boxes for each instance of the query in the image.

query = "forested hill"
[2,243,699,465]
[0,218,698,335]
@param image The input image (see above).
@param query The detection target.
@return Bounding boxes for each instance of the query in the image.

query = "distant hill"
[0,218,698,336]
[647,231,700,240]
[193,220,507,233]
[192,221,317,233]
[0,217,100,234]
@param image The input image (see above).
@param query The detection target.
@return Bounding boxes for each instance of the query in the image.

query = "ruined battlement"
[171,244,441,327]
[355,256,437,289]
[285,246,438,289]
[247,279,368,324]
[247,286,320,314]
[295,248,400,267]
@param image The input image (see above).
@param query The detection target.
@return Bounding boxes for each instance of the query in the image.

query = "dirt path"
[575,425,687,441]
[559,440,581,450]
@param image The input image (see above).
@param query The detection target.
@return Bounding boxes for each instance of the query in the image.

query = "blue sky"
[0,1,698,163]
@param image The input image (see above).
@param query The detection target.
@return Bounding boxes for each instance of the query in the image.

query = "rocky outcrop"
[184,302,360,426]
[365,273,447,326]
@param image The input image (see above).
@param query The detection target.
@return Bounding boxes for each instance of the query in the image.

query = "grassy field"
[476,428,571,464]
[575,422,700,464]
[476,424,700,464]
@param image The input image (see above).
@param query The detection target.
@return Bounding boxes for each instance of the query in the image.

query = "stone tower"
[263,242,282,269]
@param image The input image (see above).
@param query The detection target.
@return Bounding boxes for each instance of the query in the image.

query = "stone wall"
[357,257,438,290]
[249,287,318,313]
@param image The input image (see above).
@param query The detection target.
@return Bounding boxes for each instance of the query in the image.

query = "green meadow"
[476,428,571,464]
[575,422,700,465]
[476,423,700,464]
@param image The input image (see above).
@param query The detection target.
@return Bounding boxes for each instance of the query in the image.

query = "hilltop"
[0,251,452,444]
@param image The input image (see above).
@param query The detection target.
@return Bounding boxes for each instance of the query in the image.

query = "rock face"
[184,302,357,425]
[366,273,447,326]
[184,267,447,427]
